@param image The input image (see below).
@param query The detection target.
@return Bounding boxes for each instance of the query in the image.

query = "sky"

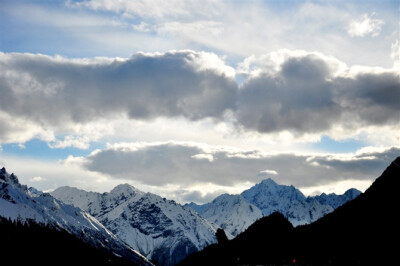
[0,0,399,204]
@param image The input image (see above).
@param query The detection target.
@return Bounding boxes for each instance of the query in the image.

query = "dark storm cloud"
[82,142,399,188]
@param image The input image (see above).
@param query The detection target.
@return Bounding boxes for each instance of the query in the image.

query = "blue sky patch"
[0,139,101,160]
[313,136,366,153]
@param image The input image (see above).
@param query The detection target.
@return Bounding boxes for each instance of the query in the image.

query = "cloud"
[172,189,229,204]
[0,50,398,146]
[0,155,121,193]
[347,13,384,37]
[29,176,45,182]
[0,110,55,144]
[391,40,400,68]
[0,51,236,143]
[0,51,236,123]
[70,0,223,19]
[259,169,278,176]
[236,50,400,135]
[78,141,399,189]
[192,153,214,162]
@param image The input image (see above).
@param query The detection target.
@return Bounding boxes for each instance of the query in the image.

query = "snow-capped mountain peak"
[241,179,307,213]
[259,178,278,186]
[110,183,144,198]
[241,178,360,226]
[189,178,361,232]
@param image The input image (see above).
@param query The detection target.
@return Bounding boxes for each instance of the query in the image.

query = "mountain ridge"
[52,183,217,266]
[185,177,360,236]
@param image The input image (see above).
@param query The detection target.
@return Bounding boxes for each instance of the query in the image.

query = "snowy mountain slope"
[241,178,359,226]
[184,201,210,214]
[0,167,152,266]
[52,184,217,266]
[184,194,263,238]
[308,188,361,209]
[188,178,361,232]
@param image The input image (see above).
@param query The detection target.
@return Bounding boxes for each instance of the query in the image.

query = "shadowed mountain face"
[179,157,400,266]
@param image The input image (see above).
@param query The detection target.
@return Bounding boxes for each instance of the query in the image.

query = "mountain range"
[0,167,151,266]
[185,178,360,236]
[180,156,400,265]
[51,184,216,266]
[0,165,363,266]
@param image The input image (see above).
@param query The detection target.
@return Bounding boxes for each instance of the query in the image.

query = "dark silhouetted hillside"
[0,217,139,266]
[180,156,400,266]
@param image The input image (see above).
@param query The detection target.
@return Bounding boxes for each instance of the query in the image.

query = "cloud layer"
[237,51,400,134]
[77,142,399,189]
[0,50,399,145]
[0,51,236,143]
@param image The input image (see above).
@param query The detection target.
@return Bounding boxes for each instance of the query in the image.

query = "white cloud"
[347,13,384,37]
[259,169,278,176]
[132,22,153,32]
[70,0,223,19]
[0,110,55,144]
[4,0,398,68]
[192,154,214,162]
[29,176,45,182]
[391,40,400,68]
[0,155,121,193]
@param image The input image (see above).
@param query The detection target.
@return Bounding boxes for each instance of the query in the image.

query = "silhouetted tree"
[216,228,228,244]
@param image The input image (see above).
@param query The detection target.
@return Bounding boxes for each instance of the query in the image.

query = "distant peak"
[0,168,20,185]
[344,188,361,196]
[260,178,277,185]
[212,193,240,203]
[53,186,84,193]
[215,193,232,199]
[110,183,143,196]
[112,183,134,190]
